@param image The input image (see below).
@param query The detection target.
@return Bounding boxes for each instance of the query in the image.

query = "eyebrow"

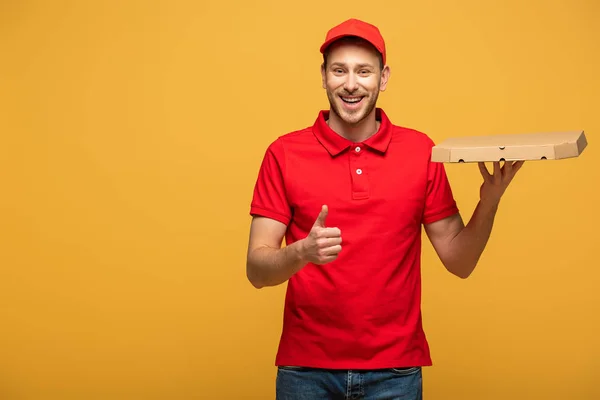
[330,62,375,69]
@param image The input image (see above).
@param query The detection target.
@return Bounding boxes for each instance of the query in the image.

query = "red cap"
[320,18,386,64]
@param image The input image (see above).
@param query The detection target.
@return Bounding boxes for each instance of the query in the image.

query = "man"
[246,18,523,400]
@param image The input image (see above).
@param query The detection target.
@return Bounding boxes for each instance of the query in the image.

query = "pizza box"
[431,130,587,163]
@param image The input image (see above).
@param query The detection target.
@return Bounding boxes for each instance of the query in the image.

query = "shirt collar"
[312,108,393,156]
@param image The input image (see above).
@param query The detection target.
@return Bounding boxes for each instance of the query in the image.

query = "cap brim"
[319,34,352,54]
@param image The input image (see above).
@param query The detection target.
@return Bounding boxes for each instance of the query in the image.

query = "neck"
[327,108,380,143]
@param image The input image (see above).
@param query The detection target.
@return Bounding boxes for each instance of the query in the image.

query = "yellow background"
[1,0,598,399]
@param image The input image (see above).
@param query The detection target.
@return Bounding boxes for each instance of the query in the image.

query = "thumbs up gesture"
[300,205,343,265]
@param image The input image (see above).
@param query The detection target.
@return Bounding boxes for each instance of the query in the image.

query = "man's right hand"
[300,205,342,265]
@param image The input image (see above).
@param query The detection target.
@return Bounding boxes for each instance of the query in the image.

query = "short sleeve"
[249,139,292,226]
[422,144,459,225]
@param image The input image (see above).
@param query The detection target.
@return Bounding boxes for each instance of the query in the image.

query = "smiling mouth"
[340,96,364,104]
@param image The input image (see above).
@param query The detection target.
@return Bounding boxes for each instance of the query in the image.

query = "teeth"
[342,97,362,103]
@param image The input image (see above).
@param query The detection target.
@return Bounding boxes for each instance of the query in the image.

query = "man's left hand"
[478,160,525,207]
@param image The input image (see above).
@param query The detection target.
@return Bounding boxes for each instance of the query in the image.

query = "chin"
[339,112,366,126]
[335,103,373,126]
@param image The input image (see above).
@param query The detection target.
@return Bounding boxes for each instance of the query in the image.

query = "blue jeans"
[276,366,423,399]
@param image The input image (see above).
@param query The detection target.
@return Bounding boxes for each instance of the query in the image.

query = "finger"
[478,162,491,181]
[317,236,342,247]
[319,227,342,238]
[493,161,501,182]
[513,160,525,174]
[320,245,342,257]
[314,205,328,227]
[502,160,513,177]
[505,160,523,180]
[315,254,340,265]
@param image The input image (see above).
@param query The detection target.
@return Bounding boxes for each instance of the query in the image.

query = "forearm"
[246,240,307,288]
[446,200,499,278]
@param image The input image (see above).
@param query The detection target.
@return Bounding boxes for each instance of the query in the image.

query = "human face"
[321,40,390,126]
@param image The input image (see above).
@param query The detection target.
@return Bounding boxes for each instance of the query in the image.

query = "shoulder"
[391,125,435,144]
[275,127,314,145]
[389,124,438,151]
[263,126,314,155]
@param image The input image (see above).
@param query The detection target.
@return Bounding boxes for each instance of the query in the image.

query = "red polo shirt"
[250,108,459,369]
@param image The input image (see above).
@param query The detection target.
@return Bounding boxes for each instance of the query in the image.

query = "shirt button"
[356,168,362,175]
[355,146,361,152]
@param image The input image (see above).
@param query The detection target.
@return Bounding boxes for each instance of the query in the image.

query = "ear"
[320,63,326,89]
[379,65,391,92]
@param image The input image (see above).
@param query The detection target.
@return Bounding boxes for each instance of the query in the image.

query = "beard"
[326,87,380,127]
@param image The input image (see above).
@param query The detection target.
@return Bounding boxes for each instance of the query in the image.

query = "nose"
[344,72,359,93]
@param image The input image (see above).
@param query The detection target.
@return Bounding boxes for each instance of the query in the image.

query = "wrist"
[289,239,307,264]
[479,197,500,212]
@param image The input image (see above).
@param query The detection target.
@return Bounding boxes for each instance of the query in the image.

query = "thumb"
[314,205,328,228]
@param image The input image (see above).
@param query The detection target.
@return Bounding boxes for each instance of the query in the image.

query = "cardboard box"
[431,130,587,163]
